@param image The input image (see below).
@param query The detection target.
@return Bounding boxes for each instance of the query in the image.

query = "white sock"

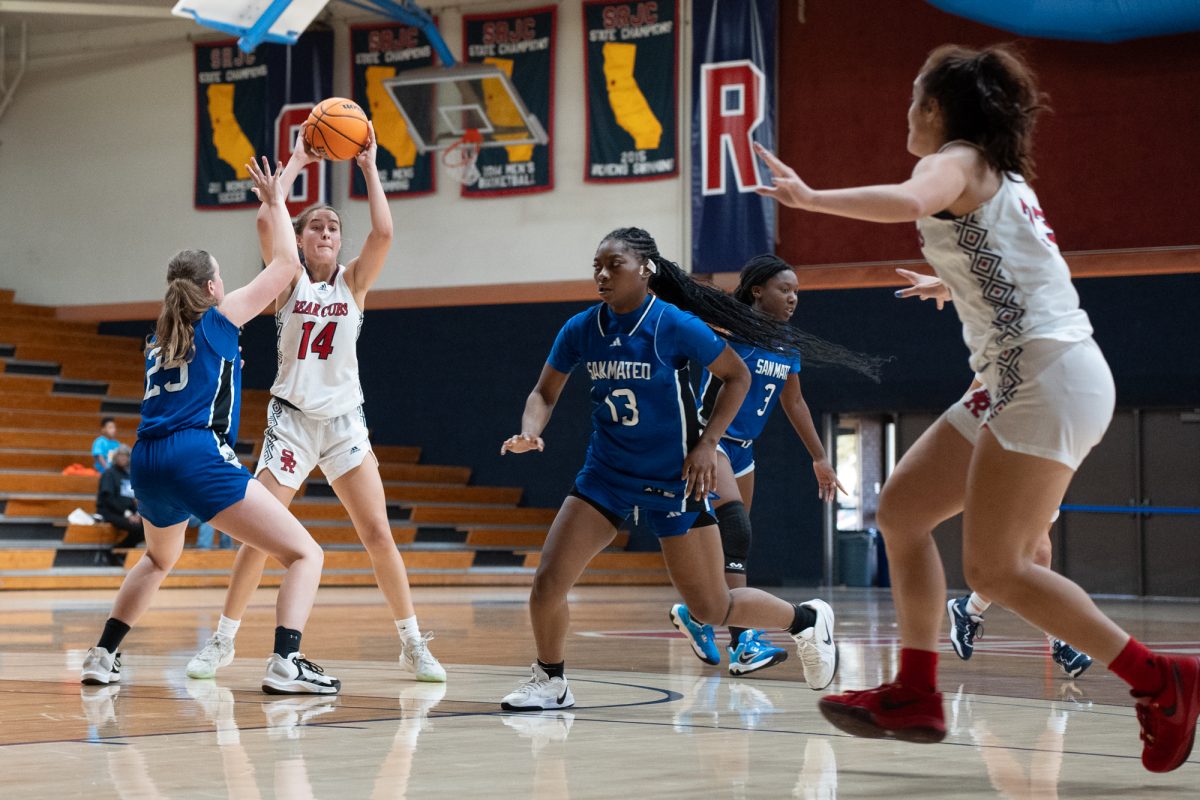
[216,615,241,640]
[395,615,421,644]
[966,593,990,616]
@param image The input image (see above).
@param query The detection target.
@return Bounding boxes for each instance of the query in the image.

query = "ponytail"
[149,249,217,366]
[602,229,886,381]
[919,43,1047,178]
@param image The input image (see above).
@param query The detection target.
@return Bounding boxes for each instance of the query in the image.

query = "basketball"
[304,97,370,161]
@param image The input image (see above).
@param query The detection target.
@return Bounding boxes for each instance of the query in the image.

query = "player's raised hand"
[753,142,816,209]
[501,433,544,456]
[682,443,717,501]
[246,156,285,206]
[354,121,379,172]
[894,268,951,310]
[290,127,322,166]
[812,458,846,503]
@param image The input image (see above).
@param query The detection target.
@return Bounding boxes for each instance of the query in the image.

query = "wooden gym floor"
[2,585,1198,798]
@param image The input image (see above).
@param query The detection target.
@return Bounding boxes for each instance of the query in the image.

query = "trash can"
[837,529,878,587]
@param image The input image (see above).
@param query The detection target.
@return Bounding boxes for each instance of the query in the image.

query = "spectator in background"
[192,515,233,550]
[97,445,144,550]
[92,417,121,472]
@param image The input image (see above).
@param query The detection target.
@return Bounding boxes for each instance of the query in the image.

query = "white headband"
[644,259,657,274]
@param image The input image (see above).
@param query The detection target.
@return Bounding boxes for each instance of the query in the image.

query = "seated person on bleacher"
[91,417,121,472]
[97,445,144,550]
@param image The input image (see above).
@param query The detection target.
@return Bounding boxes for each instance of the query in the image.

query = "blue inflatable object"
[925,0,1200,43]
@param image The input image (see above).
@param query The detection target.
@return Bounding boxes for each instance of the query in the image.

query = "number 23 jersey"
[547,296,725,503]
[270,266,365,419]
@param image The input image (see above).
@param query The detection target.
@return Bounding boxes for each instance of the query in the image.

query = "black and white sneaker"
[500,663,575,711]
[80,646,121,685]
[261,653,341,695]
[791,599,839,690]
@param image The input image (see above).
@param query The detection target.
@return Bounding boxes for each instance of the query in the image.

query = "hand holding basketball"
[246,156,285,206]
[354,121,378,172]
[304,97,371,161]
[500,433,544,456]
[290,128,321,167]
[754,142,817,210]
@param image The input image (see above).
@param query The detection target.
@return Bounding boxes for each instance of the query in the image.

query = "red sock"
[897,648,938,694]
[1109,637,1165,696]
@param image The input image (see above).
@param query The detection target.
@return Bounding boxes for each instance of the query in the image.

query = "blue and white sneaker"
[728,630,789,676]
[669,604,720,665]
[1050,640,1093,678]
[947,596,984,661]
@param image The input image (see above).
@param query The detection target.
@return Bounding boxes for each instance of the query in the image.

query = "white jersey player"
[186,127,445,685]
[753,42,1197,775]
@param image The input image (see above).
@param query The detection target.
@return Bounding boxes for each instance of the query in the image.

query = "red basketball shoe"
[1135,654,1200,773]
[818,682,945,743]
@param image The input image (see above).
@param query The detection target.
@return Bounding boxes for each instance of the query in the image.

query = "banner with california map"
[583,0,677,183]
[461,6,555,197]
[350,22,436,199]
[194,32,333,210]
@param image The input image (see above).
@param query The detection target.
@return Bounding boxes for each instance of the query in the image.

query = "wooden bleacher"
[0,288,666,590]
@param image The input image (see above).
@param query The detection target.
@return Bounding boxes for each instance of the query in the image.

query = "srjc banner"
[462,6,556,197]
[582,0,678,183]
[194,33,333,213]
[350,22,437,199]
[690,0,776,273]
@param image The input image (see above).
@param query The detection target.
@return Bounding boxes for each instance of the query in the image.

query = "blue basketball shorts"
[716,437,755,478]
[572,464,715,539]
[131,428,251,527]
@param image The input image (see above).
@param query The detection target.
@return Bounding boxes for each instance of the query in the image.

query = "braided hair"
[918,44,1048,178]
[601,229,886,380]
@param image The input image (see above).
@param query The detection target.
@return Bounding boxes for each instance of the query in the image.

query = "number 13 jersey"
[270,266,365,419]
[547,295,725,506]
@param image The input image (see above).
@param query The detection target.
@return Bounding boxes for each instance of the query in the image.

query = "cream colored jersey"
[269,266,364,419]
[916,168,1092,374]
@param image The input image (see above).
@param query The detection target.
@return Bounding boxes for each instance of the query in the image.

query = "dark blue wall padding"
[925,0,1200,42]
[102,272,1199,585]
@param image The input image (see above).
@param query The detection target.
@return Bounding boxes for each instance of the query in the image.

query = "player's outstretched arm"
[753,142,970,223]
[780,373,844,503]
[220,157,303,328]
[255,131,319,265]
[682,346,750,500]
[501,364,569,455]
[345,122,393,301]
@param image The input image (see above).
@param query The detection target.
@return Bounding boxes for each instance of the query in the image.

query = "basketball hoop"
[442,128,483,186]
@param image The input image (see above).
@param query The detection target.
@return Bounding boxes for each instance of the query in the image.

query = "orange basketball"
[304,98,370,161]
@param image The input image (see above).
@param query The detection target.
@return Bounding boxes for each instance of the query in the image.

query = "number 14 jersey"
[271,266,365,419]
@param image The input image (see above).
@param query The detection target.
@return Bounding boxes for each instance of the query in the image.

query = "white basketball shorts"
[256,398,374,489]
[940,337,1114,470]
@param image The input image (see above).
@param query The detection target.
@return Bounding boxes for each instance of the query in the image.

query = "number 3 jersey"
[697,341,801,442]
[547,295,726,510]
[270,266,365,419]
[137,306,242,442]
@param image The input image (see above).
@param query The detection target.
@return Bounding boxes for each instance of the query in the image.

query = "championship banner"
[194,32,333,212]
[462,6,555,196]
[583,0,678,183]
[350,22,437,199]
[690,0,777,273]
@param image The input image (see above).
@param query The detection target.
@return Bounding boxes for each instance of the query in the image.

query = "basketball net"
[442,128,483,186]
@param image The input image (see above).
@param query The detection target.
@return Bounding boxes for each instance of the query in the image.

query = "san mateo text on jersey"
[586,360,653,381]
[755,359,791,379]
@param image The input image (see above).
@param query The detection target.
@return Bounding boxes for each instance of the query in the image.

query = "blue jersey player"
[80,157,339,696]
[497,227,839,712]
[673,256,845,677]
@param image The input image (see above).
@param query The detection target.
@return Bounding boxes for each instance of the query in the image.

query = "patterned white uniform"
[257,266,374,488]
[918,161,1114,469]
